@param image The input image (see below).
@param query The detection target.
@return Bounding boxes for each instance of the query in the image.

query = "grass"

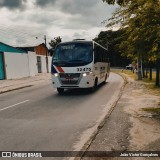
[142,108,160,119]
[112,69,157,84]
[111,69,137,79]
[112,68,160,94]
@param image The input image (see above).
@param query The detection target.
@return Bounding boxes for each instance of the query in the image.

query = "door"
[37,56,42,73]
[0,52,5,80]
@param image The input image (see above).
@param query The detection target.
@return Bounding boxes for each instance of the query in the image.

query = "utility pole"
[44,35,49,73]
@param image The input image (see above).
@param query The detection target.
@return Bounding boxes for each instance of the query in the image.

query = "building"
[0,42,27,80]
[0,42,52,80]
[17,43,51,73]
[17,43,49,56]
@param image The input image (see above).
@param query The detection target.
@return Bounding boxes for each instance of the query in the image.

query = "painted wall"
[4,52,30,79]
[35,44,48,56]
[4,52,51,79]
[48,56,52,72]
[40,56,47,73]
[36,55,52,73]
[28,51,38,76]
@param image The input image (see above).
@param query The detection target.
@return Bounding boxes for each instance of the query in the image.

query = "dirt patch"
[121,73,160,151]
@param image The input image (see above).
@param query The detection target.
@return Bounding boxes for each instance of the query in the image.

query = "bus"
[51,40,110,94]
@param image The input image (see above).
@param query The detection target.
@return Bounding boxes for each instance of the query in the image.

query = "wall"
[4,52,30,79]
[28,51,38,76]
[4,52,52,79]
[48,56,52,72]
[35,44,48,56]
[36,55,52,73]
[40,55,47,73]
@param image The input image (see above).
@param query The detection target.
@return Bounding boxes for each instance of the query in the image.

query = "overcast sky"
[0,0,117,47]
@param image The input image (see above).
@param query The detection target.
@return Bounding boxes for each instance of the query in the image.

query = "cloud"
[0,0,117,46]
[35,0,57,7]
[0,0,27,10]
[59,0,98,15]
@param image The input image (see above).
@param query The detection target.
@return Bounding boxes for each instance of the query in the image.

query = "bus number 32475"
[77,68,91,72]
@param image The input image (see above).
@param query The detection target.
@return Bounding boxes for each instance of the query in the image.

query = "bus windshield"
[52,42,93,67]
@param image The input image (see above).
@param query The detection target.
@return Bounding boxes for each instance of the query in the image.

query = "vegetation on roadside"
[142,108,160,115]
[142,108,160,119]
[111,69,160,92]
[100,0,160,86]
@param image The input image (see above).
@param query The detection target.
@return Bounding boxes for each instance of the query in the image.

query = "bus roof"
[57,40,108,51]
[58,40,93,45]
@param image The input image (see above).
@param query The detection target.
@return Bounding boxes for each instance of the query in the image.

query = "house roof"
[16,43,48,52]
[0,42,27,53]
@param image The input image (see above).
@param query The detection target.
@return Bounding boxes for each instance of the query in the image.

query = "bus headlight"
[83,73,87,77]
[83,72,92,77]
[54,73,58,77]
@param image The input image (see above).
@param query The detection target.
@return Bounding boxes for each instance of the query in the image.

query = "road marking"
[0,100,30,112]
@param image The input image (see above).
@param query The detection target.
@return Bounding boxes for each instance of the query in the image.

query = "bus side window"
[94,44,99,63]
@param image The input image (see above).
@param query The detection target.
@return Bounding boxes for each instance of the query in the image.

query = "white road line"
[0,100,30,112]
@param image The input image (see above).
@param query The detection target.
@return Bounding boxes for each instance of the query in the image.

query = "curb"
[0,85,33,94]
[74,73,128,160]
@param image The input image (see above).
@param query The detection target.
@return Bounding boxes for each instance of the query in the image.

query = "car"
[126,64,133,70]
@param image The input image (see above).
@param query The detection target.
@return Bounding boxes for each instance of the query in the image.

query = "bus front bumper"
[51,73,95,89]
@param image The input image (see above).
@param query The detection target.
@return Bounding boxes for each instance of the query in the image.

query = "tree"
[94,29,130,67]
[49,36,62,49]
[105,0,160,84]
[102,0,130,5]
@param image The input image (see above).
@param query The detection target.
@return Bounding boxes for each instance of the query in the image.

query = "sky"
[0,0,117,47]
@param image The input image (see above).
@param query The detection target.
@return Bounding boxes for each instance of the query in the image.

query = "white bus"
[51,40,110,94]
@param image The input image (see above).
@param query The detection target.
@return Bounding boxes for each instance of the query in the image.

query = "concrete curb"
[0,85,33,94]
[0,76,51,95]
[74,73,128,160]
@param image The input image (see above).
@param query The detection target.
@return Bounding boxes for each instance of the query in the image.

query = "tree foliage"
[49,36,62,49]
[102,0,130,6]
[94,30,130,67]
[103,0,160,84]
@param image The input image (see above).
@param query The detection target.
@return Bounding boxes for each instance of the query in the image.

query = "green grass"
[112,69,160,93]
[112,69,157,84]
[142,108,160,116]
[111,69,137,80]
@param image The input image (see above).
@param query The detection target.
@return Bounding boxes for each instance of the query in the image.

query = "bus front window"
[52,43,93,67]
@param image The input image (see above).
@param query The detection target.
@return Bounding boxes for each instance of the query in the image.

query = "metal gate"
[37,56,42,73]
[0,52,5,80]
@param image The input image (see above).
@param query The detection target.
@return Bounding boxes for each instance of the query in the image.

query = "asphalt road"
[0,73,124,159]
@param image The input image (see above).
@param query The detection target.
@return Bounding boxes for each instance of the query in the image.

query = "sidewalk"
[0,73,51,94]
[82,73,160,160]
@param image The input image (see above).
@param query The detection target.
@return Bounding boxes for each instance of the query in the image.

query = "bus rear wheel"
[57,88,64,94]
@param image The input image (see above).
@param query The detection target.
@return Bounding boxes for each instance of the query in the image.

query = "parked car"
[126,64,133,70]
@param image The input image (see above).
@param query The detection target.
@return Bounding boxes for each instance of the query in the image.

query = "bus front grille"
[59,73,80,85]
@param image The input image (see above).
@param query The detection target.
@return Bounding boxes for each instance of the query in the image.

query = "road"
[0,73,124,159]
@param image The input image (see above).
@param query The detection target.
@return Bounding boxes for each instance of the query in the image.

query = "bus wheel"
[57,88,64,94]
[90,78,98,92]
[103,74,107,84]
[95,78,98,88]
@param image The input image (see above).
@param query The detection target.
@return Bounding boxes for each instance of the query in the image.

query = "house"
[0,42,52,80]
[17,43,52,73]
[0,42,27,80]
[17,43,49,56]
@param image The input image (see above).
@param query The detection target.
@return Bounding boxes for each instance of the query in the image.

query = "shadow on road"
[57,82,108,96]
